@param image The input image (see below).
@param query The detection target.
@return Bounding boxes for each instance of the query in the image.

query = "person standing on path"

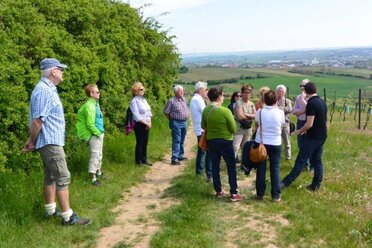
[276,84,292,160]
[202,86,244,202]
[281,82,327,191]
[164,85,189,165]
[76,84,105,186]
[23,58,91,226]
[130,81,153,166]
[292,79,313,171]
[190,81,212,180]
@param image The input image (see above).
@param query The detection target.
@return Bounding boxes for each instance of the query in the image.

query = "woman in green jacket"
[76,84,105,186]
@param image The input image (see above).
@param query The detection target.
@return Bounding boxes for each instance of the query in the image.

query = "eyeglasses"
[139,88,145,91]
[237,95,241,97]
[300,85,305,87]
[54,67,64,72]
[94,91,100,94]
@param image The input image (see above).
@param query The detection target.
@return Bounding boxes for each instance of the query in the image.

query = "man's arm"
[23,118,43,152]
[294,115,314,135]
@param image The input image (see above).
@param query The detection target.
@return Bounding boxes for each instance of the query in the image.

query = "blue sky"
[128,0,372,54]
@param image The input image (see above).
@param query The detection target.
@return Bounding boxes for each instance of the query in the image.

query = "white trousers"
[88,133,104,174]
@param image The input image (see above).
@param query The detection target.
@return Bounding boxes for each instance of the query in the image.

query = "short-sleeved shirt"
[234,99,255,132]
[306,95,327,140]
[29,77,65,149]
[164,96,189,121]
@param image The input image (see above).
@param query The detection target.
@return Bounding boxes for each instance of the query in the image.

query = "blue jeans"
[169,119,187,161]
[282,137,326,188]
[196,135,212,178]
[297,120,312,170]
[207,138,238,195]
[255,143,282,199]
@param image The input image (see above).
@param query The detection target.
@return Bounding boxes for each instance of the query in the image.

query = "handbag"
[239,119,252,129]
[198,130,207,151]
[249,109,267,163]
[198,105,218,151]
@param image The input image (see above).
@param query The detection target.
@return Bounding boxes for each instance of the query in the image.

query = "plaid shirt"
[164,96,189,121]
[29,77,65,149]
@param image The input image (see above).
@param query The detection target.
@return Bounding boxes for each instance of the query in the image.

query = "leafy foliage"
[0,0,180,171]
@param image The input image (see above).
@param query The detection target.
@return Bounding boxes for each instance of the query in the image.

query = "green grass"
[151,115,371,248]
[0,113,172,248]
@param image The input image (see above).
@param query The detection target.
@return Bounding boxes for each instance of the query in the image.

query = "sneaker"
[216,191,225,197]
[96,173,108,179]
[178,157,188,161]
[230,193,245,202]
[141,161,153,166]
[171,160,181,165]
[272,196,282,202]
[92,180,101,186]
[62,213,92,226]
[255,195,264,201]
[45,208,60,219]
[306,185,320,192]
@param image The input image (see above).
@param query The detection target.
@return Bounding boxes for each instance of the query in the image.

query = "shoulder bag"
[199,105,218,151]
[249,109,267,163]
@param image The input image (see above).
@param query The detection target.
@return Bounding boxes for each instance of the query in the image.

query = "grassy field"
[178,67,372,100]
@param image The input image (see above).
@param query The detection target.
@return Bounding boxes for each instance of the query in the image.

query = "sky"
[127,0,372,54]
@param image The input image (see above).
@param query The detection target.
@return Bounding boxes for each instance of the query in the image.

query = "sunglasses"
[237,94,241,97]
[300,85,305,87]
[139,88,145,91]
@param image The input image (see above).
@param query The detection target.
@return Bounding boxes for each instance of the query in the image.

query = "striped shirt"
[164,96,189,121]
[29,77,65,149]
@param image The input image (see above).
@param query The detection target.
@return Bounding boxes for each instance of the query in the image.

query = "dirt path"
[96,124,289,248]
[96,126,196,248]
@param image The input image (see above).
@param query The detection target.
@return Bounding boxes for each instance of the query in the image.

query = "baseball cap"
[40,58,68,70]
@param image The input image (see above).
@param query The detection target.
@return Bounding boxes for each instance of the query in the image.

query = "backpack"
[125,107,136,135]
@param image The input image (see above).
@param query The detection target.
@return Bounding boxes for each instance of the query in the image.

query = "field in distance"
[178,67,372,100]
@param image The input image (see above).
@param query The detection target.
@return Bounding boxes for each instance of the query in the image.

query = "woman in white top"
[254,90,285,201]
[130,81,152,166]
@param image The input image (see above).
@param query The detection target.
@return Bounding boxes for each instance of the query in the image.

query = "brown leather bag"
[198,130,207,151]
[249,110,267,163]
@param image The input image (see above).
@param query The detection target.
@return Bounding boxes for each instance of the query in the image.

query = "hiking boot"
[92,180,101,186]
[306,185,320,192]
[230,193,245,202]
[171,160,181,165]
[272,196,282,202]
[62,213,92,226]
[216,191,225,198]
[45,208,60,219]
[178,157,188,161]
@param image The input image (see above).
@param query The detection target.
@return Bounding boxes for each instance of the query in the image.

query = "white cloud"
[127,0,211,16]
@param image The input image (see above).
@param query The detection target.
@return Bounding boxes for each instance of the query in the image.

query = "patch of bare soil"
[96,126,196,248]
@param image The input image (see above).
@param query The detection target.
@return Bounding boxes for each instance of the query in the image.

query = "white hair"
[301,79,310,85]
[41,68,53,77]
[276,84,287,93]
[173,85,183,92]
[195,81,208,92]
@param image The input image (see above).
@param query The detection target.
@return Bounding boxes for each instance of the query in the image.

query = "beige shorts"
[38,145,71,190]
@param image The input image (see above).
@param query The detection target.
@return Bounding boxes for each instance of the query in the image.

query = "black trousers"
[134,122,149,163]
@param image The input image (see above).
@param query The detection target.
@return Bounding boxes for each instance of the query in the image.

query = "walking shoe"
[230,193,245,202]
[96,173,108,179]
[306,185,320,192]
[272,196,282,202]
[92,180,101,186]
[142,161,153,166]
[45,208,61,219]
[178,157,188,161]
[216,191,225,197]
[254,195,264,201]
[171,160,181,165]
[62,213,92,226]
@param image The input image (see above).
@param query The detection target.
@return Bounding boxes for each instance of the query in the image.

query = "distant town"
[181,47,372,71]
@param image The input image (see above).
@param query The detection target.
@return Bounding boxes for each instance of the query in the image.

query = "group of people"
[190,80,327,202]
[23,57,327,226]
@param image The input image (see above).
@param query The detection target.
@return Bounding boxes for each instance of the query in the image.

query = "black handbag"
[239,119,252,129]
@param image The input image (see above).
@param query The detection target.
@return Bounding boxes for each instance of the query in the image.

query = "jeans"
[297,120,312,170]
[207,138,238,195]
[134,122,149,163]
[169,119,187,161]
[255,143,282,199]
[196,135,212,178]
[282,137,326,188]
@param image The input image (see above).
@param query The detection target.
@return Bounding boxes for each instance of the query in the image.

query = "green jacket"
[201,104,237,140]
[76,98,101,141]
